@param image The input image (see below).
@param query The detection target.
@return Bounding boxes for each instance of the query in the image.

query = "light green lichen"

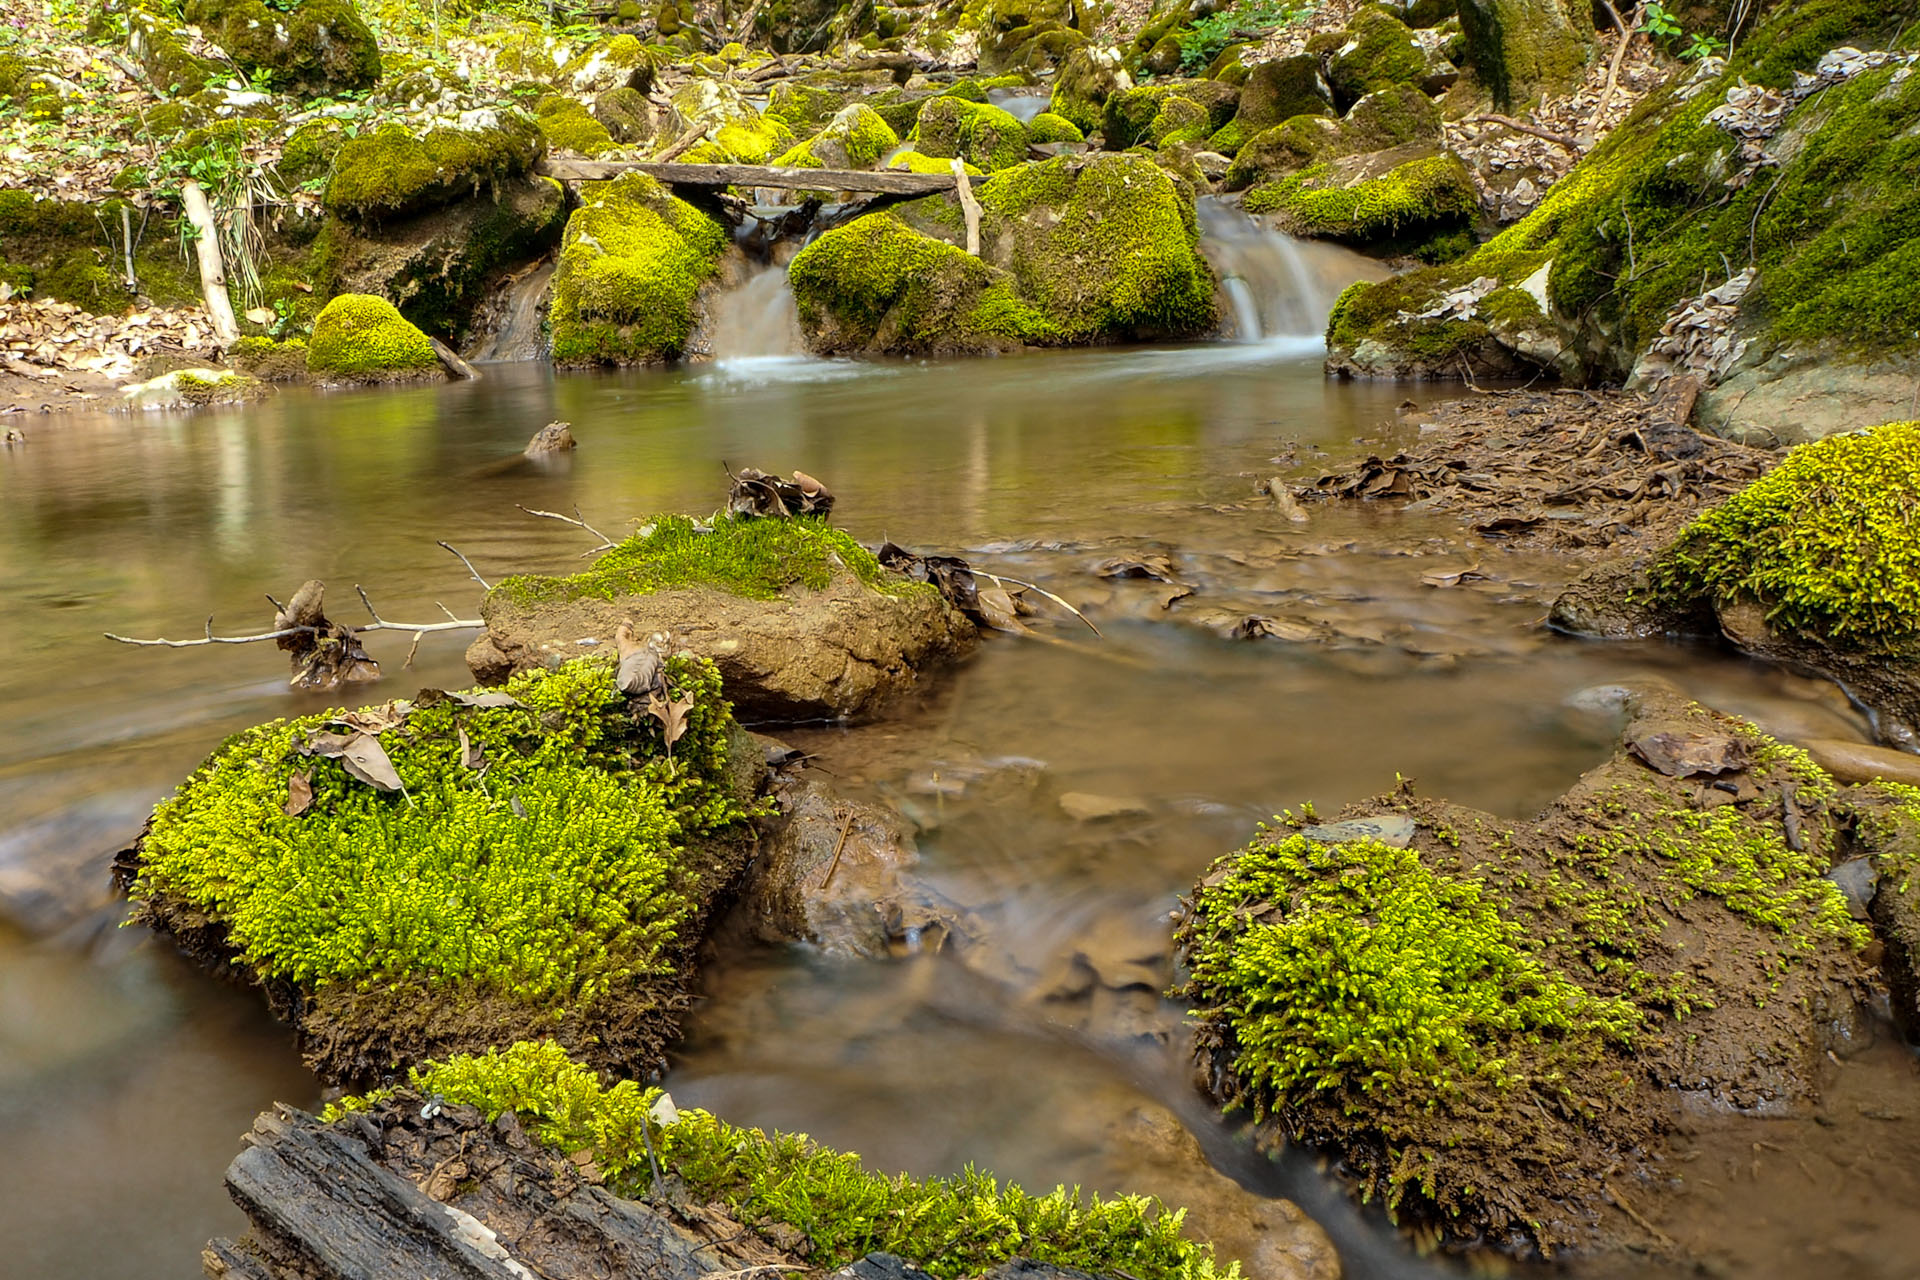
[547,172,728,366]
[1650,421,1920,645]
[335,1040,1238,1280]
[305,294,439,379]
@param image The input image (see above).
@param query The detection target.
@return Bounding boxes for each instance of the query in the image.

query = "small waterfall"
[1195,198,1392,345]
[987,89,1053,123]
[469,260,554,363]
[709,264,804,361]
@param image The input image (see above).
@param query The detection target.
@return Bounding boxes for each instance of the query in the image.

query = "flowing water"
[3,262,1916,1280]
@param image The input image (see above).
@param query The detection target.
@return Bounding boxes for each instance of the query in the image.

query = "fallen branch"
[517,504,618,553]
[1593,1,1643,127]
[951,159,981,256]
[651,122,713,163]
[105,613,481,649]
[971,571,1101,638]
[438,540,492,590]
[179,179,240,347]
[1466,113,1581,152]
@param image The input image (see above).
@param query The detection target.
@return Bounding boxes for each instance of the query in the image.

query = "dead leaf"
[244,306,274,325]
[647,690,695,749]
[1096,555,1180,583]
[285,771,313,817]
[446,690,520,709]
[973,585,1031,634]
[458,726,486,772]
[340,734,403,791]
[1628,729,1749,778]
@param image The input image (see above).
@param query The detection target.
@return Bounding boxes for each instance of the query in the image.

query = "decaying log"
[539,157,956,194]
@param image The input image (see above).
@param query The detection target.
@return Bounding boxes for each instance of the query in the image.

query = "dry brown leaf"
[285,771,313,817]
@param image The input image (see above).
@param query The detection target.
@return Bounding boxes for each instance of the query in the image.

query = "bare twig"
[819,810,855,889]
[1466,113,1581,151]
[952,159,982,255]
[971,571,1102,637]
[651,122,712,163]
[438,540,492,590]
[1593,2,1642,127]
[518,504,617,552]
[106,611,482,649]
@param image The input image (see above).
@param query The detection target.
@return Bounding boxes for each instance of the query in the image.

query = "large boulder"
[546,173,728,366]
[1326,5,1429,106]
[181,0,381,92]
[1322,4,1920,398]
[1226,84,1442,189]
[913,95,1031,171]
[1455,0,1591,109]
[774,103,899,169]
[792,153,1216,356]
[324,109,544,223]
[1205,54,1333,155]
[467,515,977,721]
[1245,147,1478,257]
[305,293,444,383]
[1178,685,1871,1255]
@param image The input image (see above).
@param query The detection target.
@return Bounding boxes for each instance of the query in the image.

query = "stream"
[2,232,1916,1280]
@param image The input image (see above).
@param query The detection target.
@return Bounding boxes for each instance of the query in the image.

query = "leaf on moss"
[285,771,313,817]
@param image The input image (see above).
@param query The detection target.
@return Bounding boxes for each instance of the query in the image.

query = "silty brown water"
[0,338,1912,1279]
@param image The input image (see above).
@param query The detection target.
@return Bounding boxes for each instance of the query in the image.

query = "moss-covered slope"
[1178,689,1869,1253]
[121,657,765,1084]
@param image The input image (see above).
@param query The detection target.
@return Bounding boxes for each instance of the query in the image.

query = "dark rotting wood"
[537,157,957,194]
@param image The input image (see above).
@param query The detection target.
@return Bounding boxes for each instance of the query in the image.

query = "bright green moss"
[1206,53,1331,155]
[339,1040,1238,1280]
[1148,94,1209,146]
[495,514,907,608]
[535,95,618,156]
[789,211,1003,350]
[305,294,439,378]
[547,173,727,366]
[773,103,899,169]
[182,0,381,91]
[1024,111,1084,144]
[913,95,1031,171]
[1327,5,1426,103]
[1650,422,1920,645]
[231,336,310,380]
[1245,153,1477,246]
[324,112,543,221]
[887,149,985,175]
[130,658,756,1010]
[1180,834,1639,1115]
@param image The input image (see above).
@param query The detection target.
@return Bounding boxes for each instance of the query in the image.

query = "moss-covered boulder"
[119,367,270,411]
[121,5,224,97]
[324,110,544,223]
[468,515,976,721]
[181,0,382,92]
[1246,149,1477,256]
[314,174,567,342]
[1205,54,1334,156]
[1456,0,1593,109]
[1178,686,1870,1254]
[119,658,764,1083]
[913,95,1031,172]
[1048,43,1133,136]
[230,336,310,381]
[1226,84,1442,189]
[774,103,899,169]
[1326,4,1429,105]
[670,80,794,163]
[1323,1,1920,410]
[1566,422,1920,750]
[594,85,654,144]
[545,173,728,367]
[1027,111,1086,144]
[1103,80,1239,150]
[305,293,442,382]
[0,191,200,310]
[557,33,659,96]
[534,94,617,156]
[794,153,1217,356]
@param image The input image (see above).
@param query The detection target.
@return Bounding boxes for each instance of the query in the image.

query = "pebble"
[1058,792,1151,822]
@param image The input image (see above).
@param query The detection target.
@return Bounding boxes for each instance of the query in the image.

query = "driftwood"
[538,158,956,194]
[951,159,981,256]
[179,179,240,347]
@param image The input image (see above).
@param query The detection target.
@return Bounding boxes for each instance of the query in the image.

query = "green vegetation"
[305,293,439,378]
[1650,422,1920,645]
[1246,152,1476,253]
[495,514,910,607]
[1180,833,1639,1112]
[547,172,727,365]
[128,657,759,1011]
[535,94,617,155]
[1176,0,1311,75]
[335,1040,1239,1280]
[181,0,382,92]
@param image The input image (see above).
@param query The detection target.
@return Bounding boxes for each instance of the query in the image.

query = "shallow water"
[0,347,1910,1280]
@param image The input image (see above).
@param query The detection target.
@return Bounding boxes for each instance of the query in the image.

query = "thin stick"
[819,811,855,889]
[1593,2,1641,127]
[438,540,491,590]
[106,616,482,648]
[972,571,1102,637]
[952,159,981,256]
[1466,113,1581,151]
[651,122,712,163]
[517,504,617,551]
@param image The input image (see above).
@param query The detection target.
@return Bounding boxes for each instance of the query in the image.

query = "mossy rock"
[594,85,655,144]
[765,78,859,132]
[1326,1,1920,383]
[230,336,311,381]
[122,6,222,97]
[1179,686,1869,1254]
[486,25,568,82]
[315,174,567,342]
[884,149,986,176]
[913,95,1031,172]
[1103,79,1238,151]
[1204,54,1332,156]
[119,367,271,410]
[1026,111,1085,144]
[306,293,442,382]
[122,658,765,1084]
[1246,149,1478,253]
[325,110,544,222]
[558,33,659,96]
[669,80,794,163]
[471,516,974,722]
[984,20,1088,76]
[1226,86,1442,190]
[279,119,346,189]
[1455,0,1593,110]
[1048,43,1133,136]
[547,172,728,367]
[774,103,899,169]
[181,0,381,93]
[789,211,1019,354]
[0,191,199,310]
[1327,4,1428,105]
[535,95,618,156]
